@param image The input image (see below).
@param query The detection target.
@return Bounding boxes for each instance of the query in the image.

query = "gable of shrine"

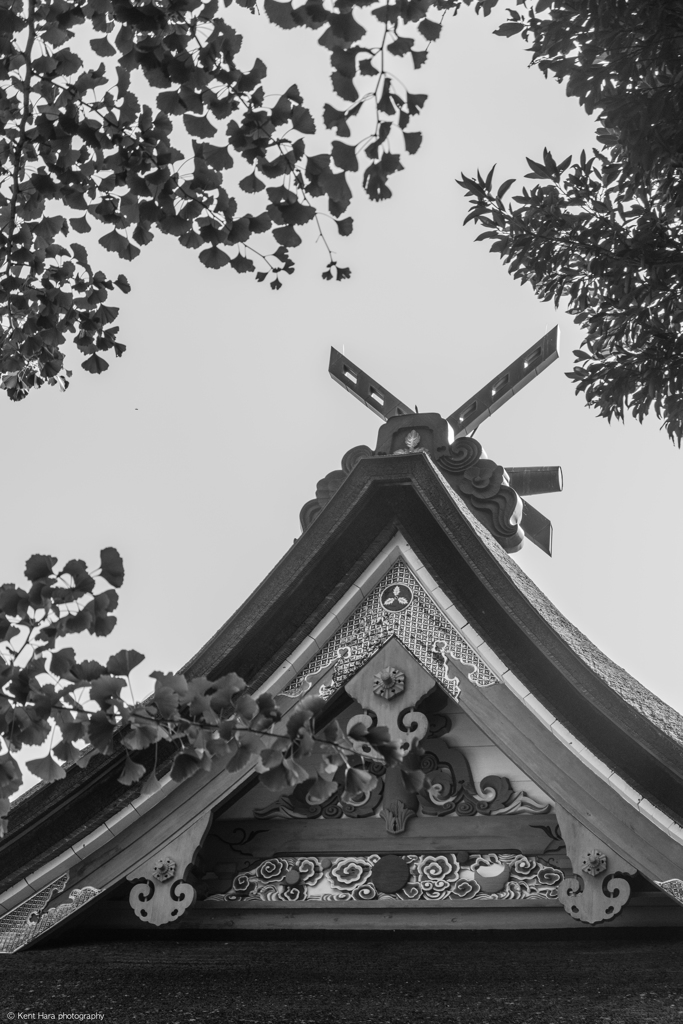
[2,334,683,949]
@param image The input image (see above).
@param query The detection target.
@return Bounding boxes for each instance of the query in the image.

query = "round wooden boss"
[371,855,410,894]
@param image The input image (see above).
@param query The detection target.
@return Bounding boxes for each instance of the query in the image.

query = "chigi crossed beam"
[329,328,563,555]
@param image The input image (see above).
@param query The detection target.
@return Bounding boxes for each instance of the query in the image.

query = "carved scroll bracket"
[345,637,437,834]
[345,637,436,758]
[128,812,211,927]
[555,806,636,925]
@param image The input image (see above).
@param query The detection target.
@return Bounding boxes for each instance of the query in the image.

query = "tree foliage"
[0,548,415,837]
[3,0,681,439]
[459,0,683,443]
[3,0,682,833]
[0,0,457,400]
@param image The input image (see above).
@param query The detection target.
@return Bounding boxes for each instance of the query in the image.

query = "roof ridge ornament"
[312,331,563,556]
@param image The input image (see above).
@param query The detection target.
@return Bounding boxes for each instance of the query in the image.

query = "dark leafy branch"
[0,0,465,399]
[0,549,421,838]
[2,0,682,440]
[460,0,683,443]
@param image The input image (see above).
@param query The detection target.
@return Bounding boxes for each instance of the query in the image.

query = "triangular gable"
[202,670,562,910]
[3,483,683,949]
[282,555,497,703]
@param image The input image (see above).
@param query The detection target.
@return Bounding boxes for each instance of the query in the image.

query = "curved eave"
[183,452,683,818]
[3,452,683,899]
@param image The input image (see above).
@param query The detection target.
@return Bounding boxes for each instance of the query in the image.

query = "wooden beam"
[520,500,553,556]
[329,347,413,422]
[212,815,560,857]
[447,327,559,437]
[506,467,563,496]
[89,893,683,932]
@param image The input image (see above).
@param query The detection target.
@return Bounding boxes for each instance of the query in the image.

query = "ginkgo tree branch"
[0,548,420,836]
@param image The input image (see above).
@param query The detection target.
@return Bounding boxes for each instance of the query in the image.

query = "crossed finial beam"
[446,328,559,437]
[328,348,413,421]
[329,328,559,434]
[328,328,562,556]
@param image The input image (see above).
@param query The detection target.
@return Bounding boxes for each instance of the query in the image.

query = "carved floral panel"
[206,853,563,904]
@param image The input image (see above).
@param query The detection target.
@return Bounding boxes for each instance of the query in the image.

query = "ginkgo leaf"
[264,0,297,29]
[234,693,258,722]
[388,36,413,56]
[331,72,358,103]
[107,649,144,676]
[291,106,315,134]
[336,217,353,236]
[82,353,108,374]
[91,675,125,704]
[282,757,310,787]
[326,11,365,43]
[342,767,377,801]
[239,172,265,193]
[199,246,230,269]
[53,738,81,764]
[157,91,186,115]
[273,225,302,247]
[306,774,338,805]
[418,19,441,41]
[69,216,90,233]
[118,756,146,786]
[260,747,283,770]
[403,132,422,155]
[231,254,255,274]
[88,711,116,754]
[140,770,163,797]
[100,548,124,587]
[25,554,57,581]
[331,141,358,173]
[154,684,180,720]
[0,753,23,796]
[171,751,203,783]
[183,114,216,138]
[90,37,116,57]
[225,744,253,774]
[26,754,66,783]
[98,230,139,260]
[259,764,290,791]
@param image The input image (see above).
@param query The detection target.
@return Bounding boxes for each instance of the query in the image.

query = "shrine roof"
[186,451,683,757]
[2,449,682,896]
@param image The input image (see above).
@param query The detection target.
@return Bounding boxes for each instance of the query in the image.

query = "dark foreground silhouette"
[0,931,681,1023]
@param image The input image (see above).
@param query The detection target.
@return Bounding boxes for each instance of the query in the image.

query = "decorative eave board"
[2,454,683,949]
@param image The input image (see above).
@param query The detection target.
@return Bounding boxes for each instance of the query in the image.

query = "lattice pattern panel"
[657,879,683,906]
[282,559,498,700]
[0,873,100,954]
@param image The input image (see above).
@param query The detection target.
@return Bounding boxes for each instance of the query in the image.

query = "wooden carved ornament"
[128,813,211,927]
[345,636,435,834]
[555,806,636,925]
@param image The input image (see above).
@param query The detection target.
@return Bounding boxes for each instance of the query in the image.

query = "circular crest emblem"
[380,583,413,612]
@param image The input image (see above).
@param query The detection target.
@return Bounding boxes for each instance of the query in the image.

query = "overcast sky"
[4,5,683,794]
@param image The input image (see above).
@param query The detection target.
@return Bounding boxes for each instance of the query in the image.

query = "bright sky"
[4,5,683,794]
